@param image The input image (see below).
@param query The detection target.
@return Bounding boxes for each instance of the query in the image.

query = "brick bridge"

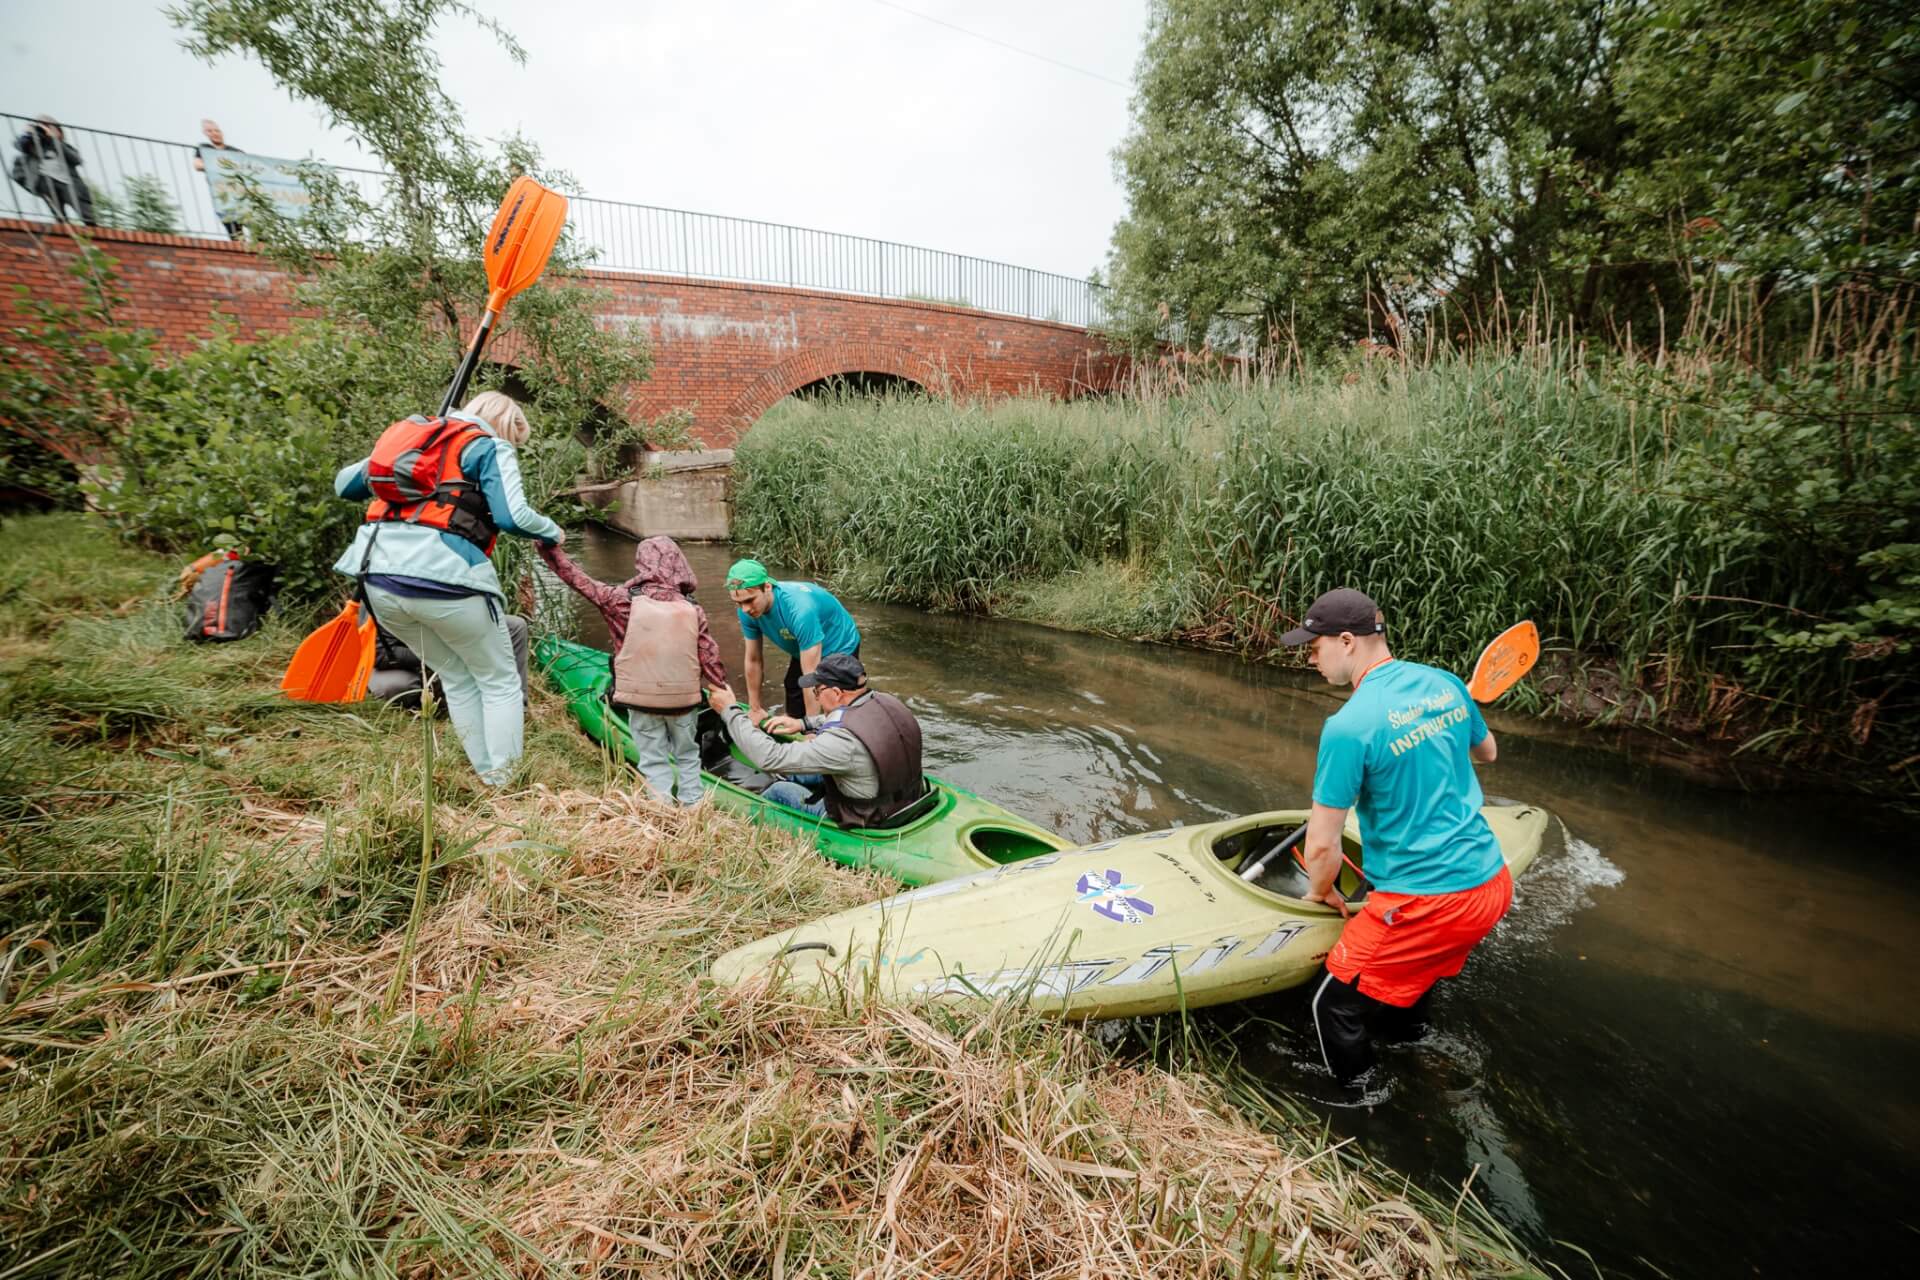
[2,219,1125,451]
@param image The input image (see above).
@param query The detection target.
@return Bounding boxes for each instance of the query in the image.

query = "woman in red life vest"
[332,391,564,786]
[538,535,728,805]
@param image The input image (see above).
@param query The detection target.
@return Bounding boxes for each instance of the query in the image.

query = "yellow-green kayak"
[709,804,1551,1018]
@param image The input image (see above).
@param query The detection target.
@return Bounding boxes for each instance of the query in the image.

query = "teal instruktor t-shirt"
[1310,659,1504,895]
[737,580,861,660]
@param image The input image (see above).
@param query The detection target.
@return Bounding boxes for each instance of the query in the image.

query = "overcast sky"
[3,0,1148,280]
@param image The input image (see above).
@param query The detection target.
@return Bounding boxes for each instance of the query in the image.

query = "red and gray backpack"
[363,416,498,552]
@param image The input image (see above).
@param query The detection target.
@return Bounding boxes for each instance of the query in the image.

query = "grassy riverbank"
[733,364,1917,795]
[0,513,1543,1277]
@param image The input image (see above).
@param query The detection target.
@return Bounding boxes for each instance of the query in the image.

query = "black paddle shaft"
[1238,820,1309,883]
[438,309,500,418]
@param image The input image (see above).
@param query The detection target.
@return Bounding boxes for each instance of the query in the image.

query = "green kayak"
[534,635,1070,885]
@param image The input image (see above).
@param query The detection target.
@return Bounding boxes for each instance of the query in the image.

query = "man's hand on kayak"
[705,682,739,716]
[1305,887,1350,918]
[761,714,805,736]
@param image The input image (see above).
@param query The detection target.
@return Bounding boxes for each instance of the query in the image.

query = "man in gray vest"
[704,653,926,826]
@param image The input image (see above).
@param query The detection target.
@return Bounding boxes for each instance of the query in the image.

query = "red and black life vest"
[362,416,498,552]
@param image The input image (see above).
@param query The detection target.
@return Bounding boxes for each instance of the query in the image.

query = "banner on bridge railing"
[197,145,315,226]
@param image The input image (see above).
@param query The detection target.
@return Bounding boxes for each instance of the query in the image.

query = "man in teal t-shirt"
[725,558,862,721]
[1282,587,1510,1086]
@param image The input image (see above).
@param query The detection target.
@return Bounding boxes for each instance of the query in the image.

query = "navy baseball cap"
[1279,588,1384,645]
[796,652,867,691]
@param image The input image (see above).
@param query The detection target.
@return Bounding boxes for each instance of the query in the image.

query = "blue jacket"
[332,413,562,598]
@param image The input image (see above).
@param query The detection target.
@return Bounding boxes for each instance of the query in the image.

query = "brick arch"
[720,342,942,435]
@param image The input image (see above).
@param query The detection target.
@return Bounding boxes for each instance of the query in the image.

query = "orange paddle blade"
[482,176,568,313]
[1466,620,1539,703]
[281,600,377,703]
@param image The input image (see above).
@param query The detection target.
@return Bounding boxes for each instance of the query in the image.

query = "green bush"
[82,321,603,605]
[2,243,611,606]
[0,432,82,511]
[89,332,362,602]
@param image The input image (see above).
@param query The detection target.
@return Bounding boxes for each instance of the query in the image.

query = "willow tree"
[1105,0,1919,356]
[167,0,652,465]
[1106,0,1629,351]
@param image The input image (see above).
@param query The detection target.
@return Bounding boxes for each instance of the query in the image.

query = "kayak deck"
[534,635,1069,884]
[709,803,1554,1018]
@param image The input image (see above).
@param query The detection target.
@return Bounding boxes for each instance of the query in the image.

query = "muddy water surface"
[552,528,1917,1278]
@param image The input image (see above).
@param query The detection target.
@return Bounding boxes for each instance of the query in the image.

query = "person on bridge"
[11,116,96,227]
[1283,587,1508,1087]
[704,653,926,825]
[537,534,728,806]
[333,391,563,787]
[724,559,861,722]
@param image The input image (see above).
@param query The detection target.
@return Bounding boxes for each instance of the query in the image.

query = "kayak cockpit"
[693,707,969,841]
[965,824,1061,865]
[1210,818,1370,905]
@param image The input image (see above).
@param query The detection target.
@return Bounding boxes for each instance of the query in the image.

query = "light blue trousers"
[628,708,703,806]
[365,585,523,786]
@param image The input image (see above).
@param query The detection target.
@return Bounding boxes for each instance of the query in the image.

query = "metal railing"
[3,112,1109,328]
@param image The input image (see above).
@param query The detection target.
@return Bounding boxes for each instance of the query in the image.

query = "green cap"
[725,558,772,590]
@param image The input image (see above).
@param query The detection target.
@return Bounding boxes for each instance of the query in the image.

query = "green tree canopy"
[1106,0,1920,355]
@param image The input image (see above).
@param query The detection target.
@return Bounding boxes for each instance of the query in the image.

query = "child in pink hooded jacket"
[539,536,727,805]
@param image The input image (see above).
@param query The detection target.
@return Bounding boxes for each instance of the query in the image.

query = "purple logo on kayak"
[1076,869,1155,924]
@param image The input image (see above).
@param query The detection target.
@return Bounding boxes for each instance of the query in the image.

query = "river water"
[553,527,1917,1278]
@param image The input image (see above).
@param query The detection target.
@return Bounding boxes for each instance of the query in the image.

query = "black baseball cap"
[796,652,868,691]
[1279,588,1385,646]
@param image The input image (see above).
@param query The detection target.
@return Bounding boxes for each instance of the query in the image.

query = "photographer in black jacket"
[10,115,96,226]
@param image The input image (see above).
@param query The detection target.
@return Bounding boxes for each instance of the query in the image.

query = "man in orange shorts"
[1282,588,1509,1085]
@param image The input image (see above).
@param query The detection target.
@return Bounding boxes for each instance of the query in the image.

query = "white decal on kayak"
[1246,923,1309,958]
[1183,935,1242,974]
[1075,869,1156,923]
[915,958,1117,999]
[1140,830,1173,841]
[1103,944,1190,986]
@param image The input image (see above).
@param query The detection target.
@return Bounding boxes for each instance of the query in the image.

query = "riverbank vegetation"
[0,512,1546,1276]
[733,338,1917,795]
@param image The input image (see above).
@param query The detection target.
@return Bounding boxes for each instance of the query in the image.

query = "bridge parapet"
[3,219,1128,451]
[2,112,1110,328]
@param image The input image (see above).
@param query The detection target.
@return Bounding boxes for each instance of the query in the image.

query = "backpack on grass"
[184,558,277,643]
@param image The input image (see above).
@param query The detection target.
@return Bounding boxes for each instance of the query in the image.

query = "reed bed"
[732,354,1916,788]
[0,514,1545,1278]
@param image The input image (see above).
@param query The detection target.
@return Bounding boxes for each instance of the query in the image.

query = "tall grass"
[0,514,1549,1277]
[733,355,1915,787]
